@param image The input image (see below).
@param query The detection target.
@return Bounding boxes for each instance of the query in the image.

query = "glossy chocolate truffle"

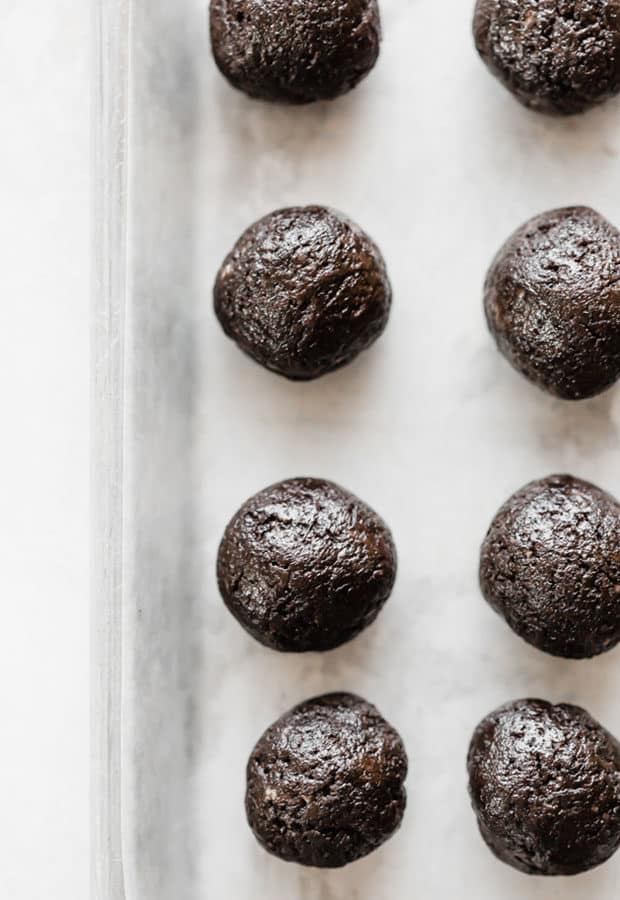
[217,478,396,652]
[468,698,620,875]
[209,0,381,104]
[214,206,391,380]
[480,474,620,659]
[473,0,620,115]
[484,206,620,399]
[246,692,408,868]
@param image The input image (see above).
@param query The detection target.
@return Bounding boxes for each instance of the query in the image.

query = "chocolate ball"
[473,0,620,115]
[209,0,381,104]
[246,692,408,868]
[468,699,620,876]
[214,206,392,380]
[480,474,620,659]
[217,478,396,652]
[484,206,620,400]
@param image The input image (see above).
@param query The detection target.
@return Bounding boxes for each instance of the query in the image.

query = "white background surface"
[5,0,617,897]
[0,1,89,897]
[123,1,620,899]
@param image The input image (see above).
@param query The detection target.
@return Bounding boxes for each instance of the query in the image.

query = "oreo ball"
[209,0,381,104]
[468,699,620,876]
[214,206,392,380]
[473,0,620,115]
[480,474,620,659]
[484,206,620,400]
[217,478,396,652]
[246,692,408,868]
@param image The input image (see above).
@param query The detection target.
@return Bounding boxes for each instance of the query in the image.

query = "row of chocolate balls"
[244,691,620,876]
[226,476,620,873]
[216,204,620,401]
[219,475,620,659]
[210,0,620,116]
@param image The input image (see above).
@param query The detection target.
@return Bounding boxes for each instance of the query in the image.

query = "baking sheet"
[112,0,620,897]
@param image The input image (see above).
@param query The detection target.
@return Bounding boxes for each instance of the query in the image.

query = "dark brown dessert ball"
[468,699,620,876]
[246,692,408,868]
[480,475,620,659]
[473,0,620,115]
[217,477,396,652]
[484,206,620,400]
[209,0,381,104]
[214,206,392,380]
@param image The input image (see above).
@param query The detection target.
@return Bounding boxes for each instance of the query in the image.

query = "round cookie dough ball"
[209,0,381,104]
[484,206,620,400]
[217,478,396,652]
[473,0,620,115]
[246,692,408,868]
[468,699,620,876]
[214,206,392,381]
[480,475,620,659]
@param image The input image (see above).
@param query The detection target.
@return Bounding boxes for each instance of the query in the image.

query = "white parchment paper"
[117,1,620,898]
